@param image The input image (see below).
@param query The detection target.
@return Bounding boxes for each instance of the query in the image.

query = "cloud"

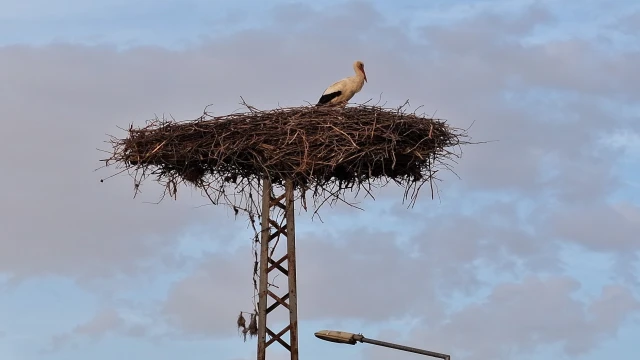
[162,248,253,337]
[550,202,640,253]
[45,300,185,355]
[0,42,263,281]
[0,1,413,281]
[1,1,639,359]
[47,307,146,352]
[161,229,446,337]
[402,276,640,360]
[614,9,640,35]
[72,308,125,338]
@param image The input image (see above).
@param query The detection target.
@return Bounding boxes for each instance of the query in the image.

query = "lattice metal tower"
[256,177,299,360]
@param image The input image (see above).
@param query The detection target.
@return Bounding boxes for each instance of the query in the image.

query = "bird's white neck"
[351,70,365,91]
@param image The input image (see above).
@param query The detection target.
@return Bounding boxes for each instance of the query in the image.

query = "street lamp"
[314,330,450,360]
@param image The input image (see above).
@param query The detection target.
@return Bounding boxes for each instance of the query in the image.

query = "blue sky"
[0,0,636,47]
[0,0,639,360]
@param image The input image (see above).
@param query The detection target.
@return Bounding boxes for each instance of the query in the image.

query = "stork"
[316,60,367,107]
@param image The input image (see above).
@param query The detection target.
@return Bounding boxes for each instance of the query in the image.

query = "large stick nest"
[102,101,471,214]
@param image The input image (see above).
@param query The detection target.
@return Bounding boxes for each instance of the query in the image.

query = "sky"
[0,0,639,359]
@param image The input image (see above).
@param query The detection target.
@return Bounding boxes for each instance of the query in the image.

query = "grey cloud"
[160,192,616,338]
[612,10,640,35]
[422,2,556,40]
[161,229,447,337]
[364,276,639,360]
[162,248,254,337]
[46,307,146,352]
[378,192,561,270]
[419,16,638,100]
[296,231,445,323]
[550,202,640,253]
[412,206,560,283]
[73,308,124,338]
[0,2,406,281]
[1,1,639,358]
[107,1,640,343]
[0,39,291,280]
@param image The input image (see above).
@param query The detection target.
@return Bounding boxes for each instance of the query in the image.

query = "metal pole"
[256,177,271,360]
[359,336,450,360]
[255,177,300,360]
[285,179,299,360]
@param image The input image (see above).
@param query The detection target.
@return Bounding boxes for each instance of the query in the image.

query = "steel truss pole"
[256,177,299,360]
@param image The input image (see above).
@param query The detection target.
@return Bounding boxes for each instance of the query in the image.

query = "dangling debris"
[248,312,258,337]
[236,311,246,332]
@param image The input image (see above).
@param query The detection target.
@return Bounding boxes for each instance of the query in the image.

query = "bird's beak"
[363,70,368,82]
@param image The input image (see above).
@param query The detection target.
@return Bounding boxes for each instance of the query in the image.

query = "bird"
[316,60,367,107]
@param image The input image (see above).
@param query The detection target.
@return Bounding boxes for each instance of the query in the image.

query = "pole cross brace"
[256,177,299,360]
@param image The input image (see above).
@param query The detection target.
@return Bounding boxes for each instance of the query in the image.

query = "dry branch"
[101,101,470,213]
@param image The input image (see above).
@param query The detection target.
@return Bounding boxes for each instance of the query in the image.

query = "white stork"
[316,60,367,107]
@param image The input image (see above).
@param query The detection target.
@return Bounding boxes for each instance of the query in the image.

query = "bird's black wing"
[316,91,342,106]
